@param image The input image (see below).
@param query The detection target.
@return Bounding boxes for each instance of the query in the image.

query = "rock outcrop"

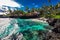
[45,19,60,40]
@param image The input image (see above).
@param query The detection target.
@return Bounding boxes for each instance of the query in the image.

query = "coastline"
[0,18,59,40]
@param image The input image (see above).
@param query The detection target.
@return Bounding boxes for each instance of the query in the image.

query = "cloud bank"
[0,0,24,8]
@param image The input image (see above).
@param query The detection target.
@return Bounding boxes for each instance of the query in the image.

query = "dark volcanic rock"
[46,31,60,40]
[46,19,60,40]
[47,18,57,26]
[52,27,60,33]
[52,20,60,33]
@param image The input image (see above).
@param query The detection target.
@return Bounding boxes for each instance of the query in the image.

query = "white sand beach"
[31,18,48,23]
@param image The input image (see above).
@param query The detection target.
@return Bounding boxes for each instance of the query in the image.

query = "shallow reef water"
[0,18,50,40]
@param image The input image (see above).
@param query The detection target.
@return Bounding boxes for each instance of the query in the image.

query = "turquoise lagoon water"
[0,18,49,40]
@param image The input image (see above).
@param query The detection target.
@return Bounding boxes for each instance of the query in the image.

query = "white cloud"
[32,3,35,5]
[0,0,23,8]
[35,5,38,7]
[0,0,24,15]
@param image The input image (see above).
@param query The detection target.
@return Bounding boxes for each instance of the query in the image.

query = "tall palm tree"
[48,0,51,6]
[25,6,30,13]
[8,8,13,16]
[31,8,35,12]
[57,2,60,8]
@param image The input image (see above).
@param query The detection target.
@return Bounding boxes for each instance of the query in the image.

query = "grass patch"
[52,15,60,19]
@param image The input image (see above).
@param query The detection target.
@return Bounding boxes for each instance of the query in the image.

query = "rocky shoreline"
[45,19,60,40]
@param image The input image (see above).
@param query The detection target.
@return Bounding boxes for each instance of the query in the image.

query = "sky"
[0,0,60,10]
[14,0,60,9]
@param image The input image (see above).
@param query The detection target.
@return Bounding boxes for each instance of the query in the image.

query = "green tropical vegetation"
[5,1,60,19]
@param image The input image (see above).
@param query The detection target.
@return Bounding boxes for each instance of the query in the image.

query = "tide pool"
[0,18,50,40]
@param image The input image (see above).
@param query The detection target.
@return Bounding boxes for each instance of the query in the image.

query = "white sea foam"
[0,18,23,40]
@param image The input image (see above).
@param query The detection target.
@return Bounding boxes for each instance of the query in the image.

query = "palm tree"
[57,2,60,8]
[25,6,30,13]
[55,4,58,9]
[48,0,52,6]
[8,8,13,16]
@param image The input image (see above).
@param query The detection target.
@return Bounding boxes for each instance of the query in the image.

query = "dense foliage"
[6,2,60,19]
